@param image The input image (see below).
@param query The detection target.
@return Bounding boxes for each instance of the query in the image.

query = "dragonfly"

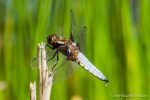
[31,10,109,83]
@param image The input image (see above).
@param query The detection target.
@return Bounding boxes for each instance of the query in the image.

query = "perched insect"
[31,10,109,83]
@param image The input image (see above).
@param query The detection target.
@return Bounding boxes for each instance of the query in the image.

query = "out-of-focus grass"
[0,0,149,100]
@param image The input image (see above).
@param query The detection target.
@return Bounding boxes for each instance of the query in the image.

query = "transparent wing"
[51,52,79,82]
[70,9,78,40]
[30,46,56,69]
[30,47,79,82]
[77,26,87,52]
[70,9,87,53]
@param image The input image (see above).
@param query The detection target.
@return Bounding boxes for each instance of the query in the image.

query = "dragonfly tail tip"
[104,79,109,83]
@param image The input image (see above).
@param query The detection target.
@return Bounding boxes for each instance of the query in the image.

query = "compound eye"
[47,34,58,45]
[47,35,53,45]
[53,35,57,40]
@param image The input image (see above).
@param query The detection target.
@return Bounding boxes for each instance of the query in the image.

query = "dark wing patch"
[69,32,74,42]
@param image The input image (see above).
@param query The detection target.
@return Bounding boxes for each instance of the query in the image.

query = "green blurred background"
[0,0,150,100]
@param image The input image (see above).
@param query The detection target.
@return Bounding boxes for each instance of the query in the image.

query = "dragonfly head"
[47,34,58,46]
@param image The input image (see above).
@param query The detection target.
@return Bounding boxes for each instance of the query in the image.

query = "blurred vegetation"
[0,0,150,100]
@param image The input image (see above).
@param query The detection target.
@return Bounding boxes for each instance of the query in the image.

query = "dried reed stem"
[30,82,36,100]
[37,43,53,100]
[30,42,53,100]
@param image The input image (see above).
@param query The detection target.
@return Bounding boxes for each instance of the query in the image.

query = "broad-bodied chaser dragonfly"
[31,10,109,83]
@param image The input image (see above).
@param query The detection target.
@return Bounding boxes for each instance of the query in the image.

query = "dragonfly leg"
[51,50,59,71]
[46,50,57,62]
